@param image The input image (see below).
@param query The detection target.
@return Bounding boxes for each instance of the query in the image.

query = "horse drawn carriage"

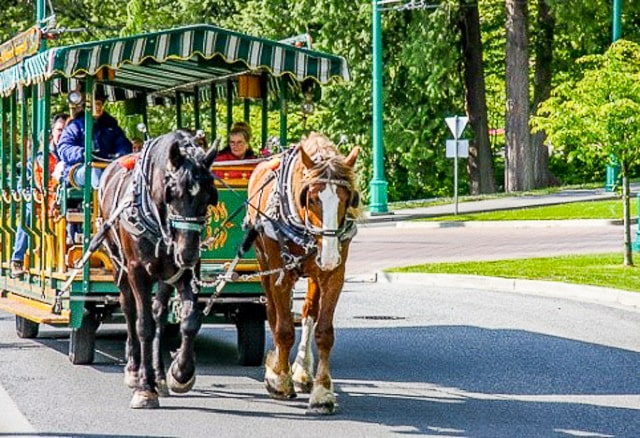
[0,23,351,375]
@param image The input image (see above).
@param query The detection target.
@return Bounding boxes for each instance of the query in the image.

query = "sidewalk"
[361,184,635,224]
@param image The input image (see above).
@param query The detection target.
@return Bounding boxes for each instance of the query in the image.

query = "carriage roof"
[0,23,350,99]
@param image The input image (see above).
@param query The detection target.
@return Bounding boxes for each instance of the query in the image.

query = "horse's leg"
[262,267,298,400]
[166,269,201,394]
[128,265,159,409]
[152,282,173,397]
[118,273,139,389]
[307,265,347,415]
[292,277,319,394]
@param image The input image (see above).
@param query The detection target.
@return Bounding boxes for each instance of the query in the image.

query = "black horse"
[98,130,218,408]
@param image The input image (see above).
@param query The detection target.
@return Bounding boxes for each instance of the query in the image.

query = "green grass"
[420,199,636,221]
[388,253,640,293]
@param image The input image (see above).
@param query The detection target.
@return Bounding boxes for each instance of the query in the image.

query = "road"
[346,221,625,277]
[0,221,639,437]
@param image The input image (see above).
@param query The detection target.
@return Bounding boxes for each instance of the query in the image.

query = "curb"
[376,272,640,311]
[393,219,622,229]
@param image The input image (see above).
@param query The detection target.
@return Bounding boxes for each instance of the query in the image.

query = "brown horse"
[244,132,359,414]
[98,130,218,408]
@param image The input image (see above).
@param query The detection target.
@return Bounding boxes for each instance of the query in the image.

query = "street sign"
[445,116,468,139]
[446,139,469,158]
[444,115,469,216]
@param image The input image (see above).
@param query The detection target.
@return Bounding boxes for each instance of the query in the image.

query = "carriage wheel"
[69,310,100,365]
[235,305,265,366]
[15,316,39,339]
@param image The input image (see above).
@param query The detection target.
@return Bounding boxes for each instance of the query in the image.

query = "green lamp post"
[605,0,622,192]
[369,0,389,214]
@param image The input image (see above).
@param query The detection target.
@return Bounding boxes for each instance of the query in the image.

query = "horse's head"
[297,134,359,271]
[162,133,219,268]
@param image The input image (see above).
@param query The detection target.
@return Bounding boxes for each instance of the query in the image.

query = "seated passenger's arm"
[56,122,85,165]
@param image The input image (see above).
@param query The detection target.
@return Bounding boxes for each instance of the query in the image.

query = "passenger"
[215,122,257,162]
[10,113,69,277]
[57,91,132,189]
[131,137,143,153]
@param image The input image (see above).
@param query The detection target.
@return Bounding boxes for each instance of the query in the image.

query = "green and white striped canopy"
[0,24,350,98]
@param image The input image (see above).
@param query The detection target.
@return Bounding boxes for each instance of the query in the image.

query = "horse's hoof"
[292,362,313,394]
[124,370,138,388]
[307,385,336,415]
[129,390,159,409]
[265,380,297,400]
[264,367,296,399]
[293,379,313,394]
[306,401,336,415]
[167,364,196,394]
[156,379,170,397]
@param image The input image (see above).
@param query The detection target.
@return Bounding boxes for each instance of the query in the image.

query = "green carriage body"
[0,24,349,365]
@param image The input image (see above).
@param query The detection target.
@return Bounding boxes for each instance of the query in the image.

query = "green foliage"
[7,0,640,202]
[533,40,640,180]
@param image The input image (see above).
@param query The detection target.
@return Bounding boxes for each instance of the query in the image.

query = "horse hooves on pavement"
[265,380,297,400]
[130,390,160,409]
[156,379,170,397]
[293,380,313,394]
[167,366,196,394]
[306,401,336,416]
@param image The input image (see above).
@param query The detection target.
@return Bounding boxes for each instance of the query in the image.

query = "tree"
[531,0,555,188]
[533,40,640,266]
[459,0,496,195]
[505,0,533,192]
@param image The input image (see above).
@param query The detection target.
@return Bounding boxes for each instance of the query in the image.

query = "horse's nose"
[315,254,342,271]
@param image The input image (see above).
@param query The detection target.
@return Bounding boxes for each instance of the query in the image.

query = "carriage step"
[0,293,70,325]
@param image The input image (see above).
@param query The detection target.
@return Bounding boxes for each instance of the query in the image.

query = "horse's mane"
[148,130,214,200]
[299,133,356,192]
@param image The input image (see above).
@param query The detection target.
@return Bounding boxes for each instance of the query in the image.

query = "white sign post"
[445,116,469,215]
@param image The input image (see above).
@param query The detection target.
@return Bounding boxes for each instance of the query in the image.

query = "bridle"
[123,137,211,261]
[299,177,355,239]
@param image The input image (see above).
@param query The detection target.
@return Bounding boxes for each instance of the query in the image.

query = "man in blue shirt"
[57,91,132,188]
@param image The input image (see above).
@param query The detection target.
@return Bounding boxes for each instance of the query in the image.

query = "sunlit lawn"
[420,199,637,221]
[389,253,640,293]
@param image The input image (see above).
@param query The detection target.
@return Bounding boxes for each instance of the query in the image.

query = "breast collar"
[120,143,172,253]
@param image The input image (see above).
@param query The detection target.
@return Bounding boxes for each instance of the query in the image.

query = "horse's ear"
[204,138,220,168]
[345,146,360,168]
[168,141,184,169]
[299,145,315,169]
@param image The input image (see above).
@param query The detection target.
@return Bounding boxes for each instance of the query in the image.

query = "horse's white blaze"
[318,183,340,271]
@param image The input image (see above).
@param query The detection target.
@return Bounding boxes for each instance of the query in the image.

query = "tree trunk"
[622,170,633,266]
[505,0,533,192]
[531,0,555,188]
[459,1,496,195]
